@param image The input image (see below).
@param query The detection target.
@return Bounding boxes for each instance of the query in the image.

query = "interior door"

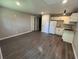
[49,21,57,34]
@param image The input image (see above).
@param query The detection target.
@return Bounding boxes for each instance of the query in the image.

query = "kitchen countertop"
[64,29,74,31]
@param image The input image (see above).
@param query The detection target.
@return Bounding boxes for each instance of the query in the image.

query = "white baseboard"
[0,31,32,40]
[0,48,3,59]
[72,43,77,59]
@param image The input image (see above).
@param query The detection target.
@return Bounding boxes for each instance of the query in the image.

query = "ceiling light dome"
[16,1,20,6]
[62,0,68,4]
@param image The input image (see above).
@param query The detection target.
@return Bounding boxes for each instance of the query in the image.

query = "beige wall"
[0,7,34,39]
[72,24,78,59]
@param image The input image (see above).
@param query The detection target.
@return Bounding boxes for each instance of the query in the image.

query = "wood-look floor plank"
[0,31,75,59]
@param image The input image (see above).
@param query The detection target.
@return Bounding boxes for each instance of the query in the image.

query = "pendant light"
[63,10,66,15]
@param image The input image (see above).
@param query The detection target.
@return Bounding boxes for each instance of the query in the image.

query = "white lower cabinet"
[56,28,64,35]
[62,30,74,43]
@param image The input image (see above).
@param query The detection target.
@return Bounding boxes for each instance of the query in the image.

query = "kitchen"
[0,0,78,59]
[42,13,78,44]
[41,13,78,59]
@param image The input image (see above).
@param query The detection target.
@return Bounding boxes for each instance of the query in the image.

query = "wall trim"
[0,31,32,40]
[72,43,77,59]
[0,48,3,59]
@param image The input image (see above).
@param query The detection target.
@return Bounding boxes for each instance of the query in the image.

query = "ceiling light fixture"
[62,0,68,4]
[16,1,20,6]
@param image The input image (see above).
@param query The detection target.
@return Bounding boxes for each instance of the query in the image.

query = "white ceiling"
[0,0,78,14]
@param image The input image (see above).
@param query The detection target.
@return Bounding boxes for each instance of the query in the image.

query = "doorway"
[34,15,42,31]
[38,15,42,31]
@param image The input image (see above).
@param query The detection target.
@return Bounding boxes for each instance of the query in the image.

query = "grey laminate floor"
[0,31,75,59]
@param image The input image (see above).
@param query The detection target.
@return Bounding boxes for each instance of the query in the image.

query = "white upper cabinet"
[70,13,78,22]
[51,16,70,24]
